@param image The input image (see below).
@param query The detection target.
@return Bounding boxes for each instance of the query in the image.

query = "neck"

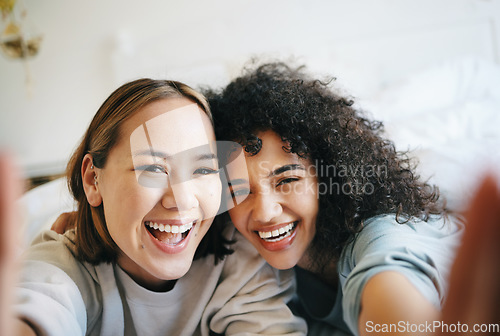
[297,251,339,288]
[117,256,176,292]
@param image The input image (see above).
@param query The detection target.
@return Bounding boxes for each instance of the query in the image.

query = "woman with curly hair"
[206,62,464,335]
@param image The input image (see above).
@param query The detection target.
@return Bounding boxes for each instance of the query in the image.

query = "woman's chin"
[155,256,194,280]
[264,254,299,270]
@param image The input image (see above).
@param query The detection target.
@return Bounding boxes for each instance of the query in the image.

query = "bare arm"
[358,271,439,336]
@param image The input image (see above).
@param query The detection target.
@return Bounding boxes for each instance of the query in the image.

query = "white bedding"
[19,177,75,247]
[19,57,500,243]
[361,57,500,211]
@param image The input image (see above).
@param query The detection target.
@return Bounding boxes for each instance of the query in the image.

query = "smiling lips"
[257,222,297,243]
[145,220,195,245]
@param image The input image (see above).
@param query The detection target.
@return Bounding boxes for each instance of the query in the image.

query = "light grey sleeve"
[204,231,307,336]
[339,215,463,335]
[14,231,97,336]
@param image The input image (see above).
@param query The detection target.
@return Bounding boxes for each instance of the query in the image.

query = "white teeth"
[258,223,296,240]
[147,221,194,234]
[262,231,272,239]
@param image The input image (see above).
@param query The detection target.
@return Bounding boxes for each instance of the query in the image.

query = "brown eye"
[194,167,219,175]
[276,177,299,187]
[136,165,169,188]
[136,164,167,174]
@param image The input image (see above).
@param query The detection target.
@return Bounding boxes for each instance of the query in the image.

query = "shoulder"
[338,213,464,299]
[16,230,105,335]
[24,229,78,269]
[24,229,98,280]
[338,215,463,333]
[28,229,76,253]
[206,228,306,335]
[344,214,463,261]
[339,214,463,304]
[221,227,268,276]
[20,229,103,322]
[219,227,295,290]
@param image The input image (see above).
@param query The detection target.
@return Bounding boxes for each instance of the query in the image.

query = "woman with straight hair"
[0,78,306,336]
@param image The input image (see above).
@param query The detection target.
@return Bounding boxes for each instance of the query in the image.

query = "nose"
[250,191,283,223]
[161,180,199,212]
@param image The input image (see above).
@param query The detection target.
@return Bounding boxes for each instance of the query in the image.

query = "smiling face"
[226,130,319,270]
[91,98,220,290]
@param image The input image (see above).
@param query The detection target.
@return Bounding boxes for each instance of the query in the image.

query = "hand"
[441,175,500,335]
[51,212,77,234]
[0,153,40,336]
[0,152,22,335]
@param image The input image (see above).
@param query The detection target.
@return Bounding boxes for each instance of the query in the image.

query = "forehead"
[124,98,215,155]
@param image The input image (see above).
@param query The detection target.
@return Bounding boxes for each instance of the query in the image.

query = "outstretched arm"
[0,153,37,336]
[358,270,439,336]
[358,175,500,336]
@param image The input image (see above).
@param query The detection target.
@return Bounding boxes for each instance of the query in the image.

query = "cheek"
[126,186,162,206]
[228,207,247,233]
[107,186,162,222]
[292,180,319,206]
[294,181,319,234]
[198,177,222,219]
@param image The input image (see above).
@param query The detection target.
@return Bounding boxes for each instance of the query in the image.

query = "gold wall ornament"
[1,0,42,96]
[0,0,17,17]
[0,0,42,60]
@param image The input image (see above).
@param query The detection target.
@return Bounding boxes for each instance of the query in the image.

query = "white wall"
[1,0,499,177]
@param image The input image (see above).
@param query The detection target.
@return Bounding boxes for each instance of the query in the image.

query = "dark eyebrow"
[269,164,305,177]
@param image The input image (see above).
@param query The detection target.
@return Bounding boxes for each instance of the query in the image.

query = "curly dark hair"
[206,61,447,267]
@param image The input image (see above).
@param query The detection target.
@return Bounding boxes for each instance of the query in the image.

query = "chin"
[155,255,194,280]
[264,253,299,270]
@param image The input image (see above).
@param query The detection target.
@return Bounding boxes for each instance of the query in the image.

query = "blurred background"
[1,0,499,205]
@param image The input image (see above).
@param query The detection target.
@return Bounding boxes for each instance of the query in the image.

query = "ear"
[82,154,102,207]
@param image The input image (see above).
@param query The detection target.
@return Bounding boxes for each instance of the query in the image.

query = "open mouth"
[257,222,297,243]
[145,220,195,245]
